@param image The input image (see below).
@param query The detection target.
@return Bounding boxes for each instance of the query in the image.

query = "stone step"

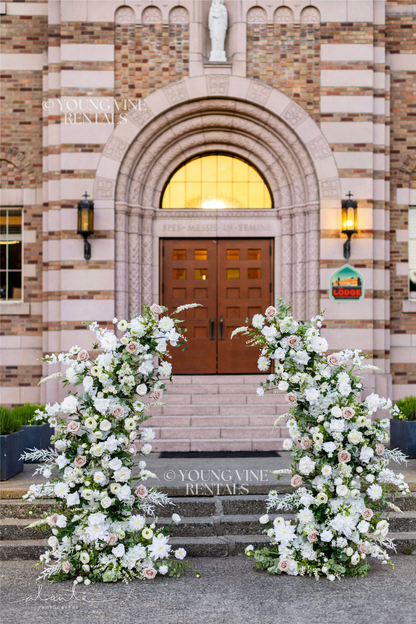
[172,375,265,385]
[165,384,280,396]
[2,494,415,520]
[2,510,415,542]
[166,394,284,406]
[150,415,283,428]
[152,438,285,453]
[159,405,283,416]
[155,426,281,440]
[1,532,415,561]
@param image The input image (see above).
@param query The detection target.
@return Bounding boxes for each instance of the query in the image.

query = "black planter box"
[390,419,416,458]
[0,429,24,481]
[21,424,54,462]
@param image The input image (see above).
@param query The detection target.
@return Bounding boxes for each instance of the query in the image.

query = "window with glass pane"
[0,209,22,300]
[409,207,416,299]
[161,154,273,209]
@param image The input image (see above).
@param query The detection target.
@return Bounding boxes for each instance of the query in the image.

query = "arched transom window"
[161,154,273,209]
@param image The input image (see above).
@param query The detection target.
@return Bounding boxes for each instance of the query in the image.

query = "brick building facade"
[0,0,415,451]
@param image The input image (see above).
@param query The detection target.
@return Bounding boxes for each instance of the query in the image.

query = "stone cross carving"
[209,0,228,62]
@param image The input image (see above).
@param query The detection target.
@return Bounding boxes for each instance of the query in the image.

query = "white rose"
[257,356,270,372]
[114,466,131,482]
[100,332,118,351]
[100,419,111,432]
[259,514,269,525]
[136,384,148,396]
[348,430,363,445]
[93,397,111,415]
[298,456,316,476]
[83,376,94,393]
[252,314,265,329]
[278,381,289,392]
[360,447,374,464]
[311,336,328,353]
[60,396,78,415]
[365,393,380,412]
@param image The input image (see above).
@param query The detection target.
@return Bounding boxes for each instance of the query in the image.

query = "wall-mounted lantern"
[341,191,358,261]
[77,192,94,260]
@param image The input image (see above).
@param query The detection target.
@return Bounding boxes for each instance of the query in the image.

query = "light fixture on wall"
[341,191,357,261]
[77,192,94,260]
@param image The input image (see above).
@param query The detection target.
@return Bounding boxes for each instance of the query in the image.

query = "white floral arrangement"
[233,299,410,580]
[23,303,199,584]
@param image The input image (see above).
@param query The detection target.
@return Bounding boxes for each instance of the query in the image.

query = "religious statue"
[209,0,228,62]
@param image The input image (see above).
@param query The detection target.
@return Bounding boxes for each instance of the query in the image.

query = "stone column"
[306,205,320,319]
[141,208,155,307]
[128,207,142,318]
[292,207,307,320]
[280,209,293,309]
[115,204,129,320]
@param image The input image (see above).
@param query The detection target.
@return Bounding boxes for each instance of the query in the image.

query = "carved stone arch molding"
[94,76,340,322]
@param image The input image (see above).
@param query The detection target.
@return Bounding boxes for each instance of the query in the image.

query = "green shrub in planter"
[14,404,54,463]
[391,396,416,458]
[0,407,24,481]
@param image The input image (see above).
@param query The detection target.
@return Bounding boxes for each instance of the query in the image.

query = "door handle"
[219,314,224,341]
[210,317,215,340]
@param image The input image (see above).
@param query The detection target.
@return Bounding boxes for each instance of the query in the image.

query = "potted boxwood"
[390,396,416,458]
[14,403,54,463]
[0,407,24,481]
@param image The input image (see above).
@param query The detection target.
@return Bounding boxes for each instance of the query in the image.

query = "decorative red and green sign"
[330,265,364,301]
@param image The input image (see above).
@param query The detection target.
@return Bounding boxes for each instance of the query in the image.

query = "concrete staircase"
[1,494,416,560]
[150,375,289,452]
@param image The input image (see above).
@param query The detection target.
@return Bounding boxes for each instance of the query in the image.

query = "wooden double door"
[161,239,273,374]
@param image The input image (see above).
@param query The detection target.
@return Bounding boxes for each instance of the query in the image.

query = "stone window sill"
[0,302,30,316]
[402,299,416,314]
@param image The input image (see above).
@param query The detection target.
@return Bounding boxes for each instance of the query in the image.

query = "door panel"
[162,239,217,374]
[217,239,272,374]
[161,238,273,374]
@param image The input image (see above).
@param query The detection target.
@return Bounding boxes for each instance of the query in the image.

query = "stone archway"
[94,76,341,322]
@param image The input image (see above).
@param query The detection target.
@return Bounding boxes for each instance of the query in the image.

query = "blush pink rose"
[358,543,367,554]
[285,392,297,405]
[327,353,341,367]
[376,443,385,456]
[300,437,311,450]
[151,388,163,401]
[77,349,89,362]
[74,455,87,468]
[107,533,118,546]
[135,485,148,498]
[362,508,373,521]
[127,445,137,456]
[338,450,351,463]
[278,559,289,572]
[342,406,355,420]
[143,567,157,579]
[62,561,72,573]
[287,335,300,348]
[49,514,59,527]
[150,304,163,316]
[265,306,278,319]
[126,341,139,354]
[112,406,124,419]
[307,531,318,543]
[67,420,81,434]
[291,475,303,488]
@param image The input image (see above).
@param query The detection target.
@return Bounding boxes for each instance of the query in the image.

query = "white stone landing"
[148,375,288,453]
